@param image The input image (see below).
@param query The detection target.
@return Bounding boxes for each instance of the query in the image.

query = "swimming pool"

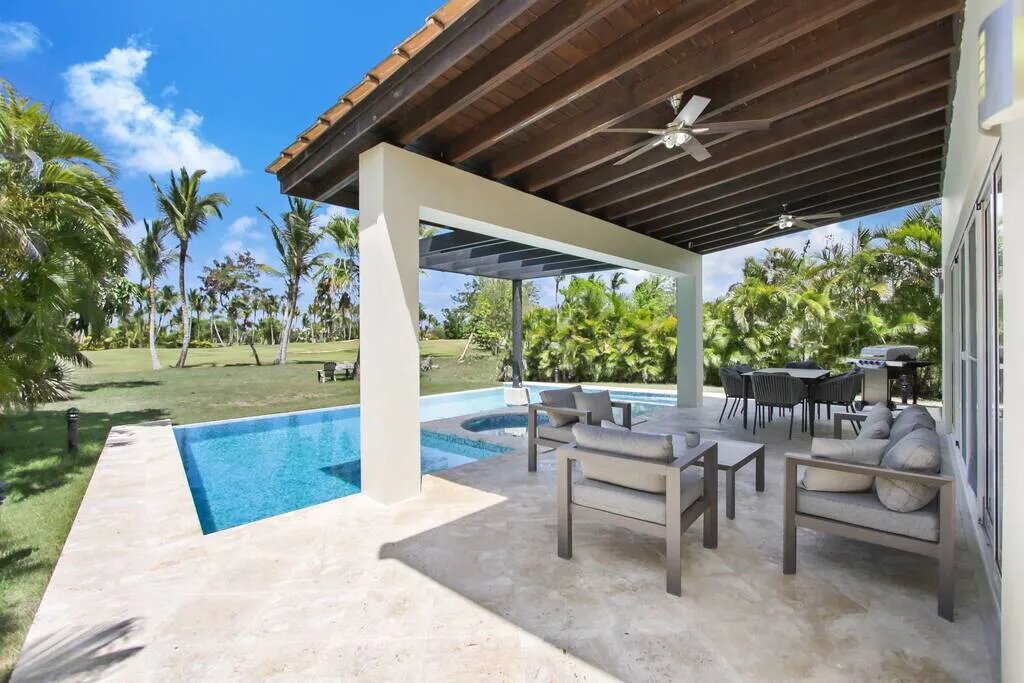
[174,385,675,533]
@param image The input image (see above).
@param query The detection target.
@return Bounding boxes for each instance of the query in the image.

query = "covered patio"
[9,400,997,681]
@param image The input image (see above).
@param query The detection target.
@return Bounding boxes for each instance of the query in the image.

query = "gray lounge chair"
[784,407,955,620]
[527,386,633,471]
[556,425,718,595]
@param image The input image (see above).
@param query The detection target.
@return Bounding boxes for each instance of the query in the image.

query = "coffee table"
[674,437,765,520]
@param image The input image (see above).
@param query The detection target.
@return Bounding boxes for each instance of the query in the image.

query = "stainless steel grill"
[847,345,932,407]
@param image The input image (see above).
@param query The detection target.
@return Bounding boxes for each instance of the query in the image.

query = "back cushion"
[572,423,673,493]
[888,410,935,444]
[574,390,614,425]
[865,402,894,427]
[801,438,887,492]
[857,419,890,440]
[540,385,582,427]
[875,429,942,512]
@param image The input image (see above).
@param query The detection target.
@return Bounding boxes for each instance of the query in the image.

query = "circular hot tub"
[461,412,547,437]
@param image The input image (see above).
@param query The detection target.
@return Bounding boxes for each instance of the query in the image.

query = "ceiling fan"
[599,94,770,166]
[755,206,842,235]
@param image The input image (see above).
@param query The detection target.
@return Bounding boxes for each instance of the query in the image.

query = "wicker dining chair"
[784,359,823,370]
[751,371,807,439]
[812,369,863,422]
[718,366,747,423]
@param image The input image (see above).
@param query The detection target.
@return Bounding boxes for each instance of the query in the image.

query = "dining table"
[741,368,832,437]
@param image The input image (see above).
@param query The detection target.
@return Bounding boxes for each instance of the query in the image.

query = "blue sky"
[3,2,920,314]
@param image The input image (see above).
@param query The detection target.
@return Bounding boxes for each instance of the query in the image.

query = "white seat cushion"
[573,471,704,525]
[797,489,939,542]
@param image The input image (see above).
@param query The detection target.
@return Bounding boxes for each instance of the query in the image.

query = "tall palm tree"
[258,198,326,364]
[150,167,228,368]
[134,219,175,369]
[188,288,204,343]
[609,271,627,296]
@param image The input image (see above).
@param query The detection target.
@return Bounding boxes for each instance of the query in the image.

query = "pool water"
[174,385,675,533]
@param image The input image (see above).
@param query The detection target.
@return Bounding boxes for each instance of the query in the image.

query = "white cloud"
[227,215,257,236]
[0,21,47,59]
[63,42,241,178]
[160,83,178,98]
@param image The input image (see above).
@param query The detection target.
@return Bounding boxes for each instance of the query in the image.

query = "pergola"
[268,0,962,502]
[420,227,625,386]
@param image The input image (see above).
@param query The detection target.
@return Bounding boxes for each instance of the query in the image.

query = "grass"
[0,338,497,679]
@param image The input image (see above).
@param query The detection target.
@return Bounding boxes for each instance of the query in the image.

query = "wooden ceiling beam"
[595,79,951,219]
[687,179,941,252]
[445,0,760,164]
[555,23,956,203]
[277,0,535,195]
[486,0,880,179]
[657,163,943,243]
[397,0,628,145]
[628,125,946,229]
[698,194,939,254]
[643,145,944,236]
[522,2,961,193]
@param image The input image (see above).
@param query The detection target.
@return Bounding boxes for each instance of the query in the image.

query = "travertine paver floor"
[12,399,997,681]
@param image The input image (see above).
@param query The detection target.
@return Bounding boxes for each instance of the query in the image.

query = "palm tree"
[258,198,326,364]
[150,167,228,368]
[609,271,627,296]
[188,289,204,343]
[134,219,175,369]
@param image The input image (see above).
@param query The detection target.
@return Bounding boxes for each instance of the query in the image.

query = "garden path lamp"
[66,407,80,456]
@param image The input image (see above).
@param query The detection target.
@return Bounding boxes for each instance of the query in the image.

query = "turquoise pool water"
[174,385,675,533]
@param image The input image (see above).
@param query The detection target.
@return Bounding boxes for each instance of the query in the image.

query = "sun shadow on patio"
[11,618,144,682]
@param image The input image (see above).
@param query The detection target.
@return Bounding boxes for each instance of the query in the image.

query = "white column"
[675,263,703,408]
[999,118,1024,683]
[358,145,421,503]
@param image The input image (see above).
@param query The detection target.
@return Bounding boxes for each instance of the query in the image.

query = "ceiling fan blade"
[614,138,663,166]
[797,212,842,220]
[599,128,668,135]
[682,136,711,162]
[754,224,775,236]
[673,95,711,126]
[691,119,771,134]
[791,218,817,229]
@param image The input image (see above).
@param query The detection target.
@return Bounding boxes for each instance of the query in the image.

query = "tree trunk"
[458,333,474,363]
[174,248,191,368]
[148,283,161,370]
[275,294,295,364]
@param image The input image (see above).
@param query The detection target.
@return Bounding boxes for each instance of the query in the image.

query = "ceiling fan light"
[664,136,676,149]
[785,219,795,228]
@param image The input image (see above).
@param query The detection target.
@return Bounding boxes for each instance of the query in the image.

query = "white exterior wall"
[942,1,1020,678]
[357,143,701,504]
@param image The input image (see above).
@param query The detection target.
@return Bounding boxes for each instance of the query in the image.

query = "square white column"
[675,265,703,408]
[358,146,421,503]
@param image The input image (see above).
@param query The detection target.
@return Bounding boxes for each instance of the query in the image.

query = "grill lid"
[859,345,919,361]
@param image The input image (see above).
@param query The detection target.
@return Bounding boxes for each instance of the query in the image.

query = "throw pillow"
[875,429,942,512]
[540,385,582,427]
[573,390,614,425]
[888,410,935,444]
[801,437,887,492]
[572,423,673,493]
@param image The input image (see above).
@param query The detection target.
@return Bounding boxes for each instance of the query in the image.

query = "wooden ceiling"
[271,0,963,254]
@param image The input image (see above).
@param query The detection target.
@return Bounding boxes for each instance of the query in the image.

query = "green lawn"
[0,339,498,679]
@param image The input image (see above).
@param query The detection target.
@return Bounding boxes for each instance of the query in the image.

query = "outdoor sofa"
[783,403,956,620]
[555,423,718,595]
[527,385,632,472]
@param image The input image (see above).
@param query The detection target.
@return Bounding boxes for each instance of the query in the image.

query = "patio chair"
[812,369,863,422]
[718,366,746,423]
[317,361,338,383]
[420,356,434,373]
[527,386,633,472]
[785,359,823,369]
[784,406,954,620]
[556,424,718,595]
[751,371,807,439]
